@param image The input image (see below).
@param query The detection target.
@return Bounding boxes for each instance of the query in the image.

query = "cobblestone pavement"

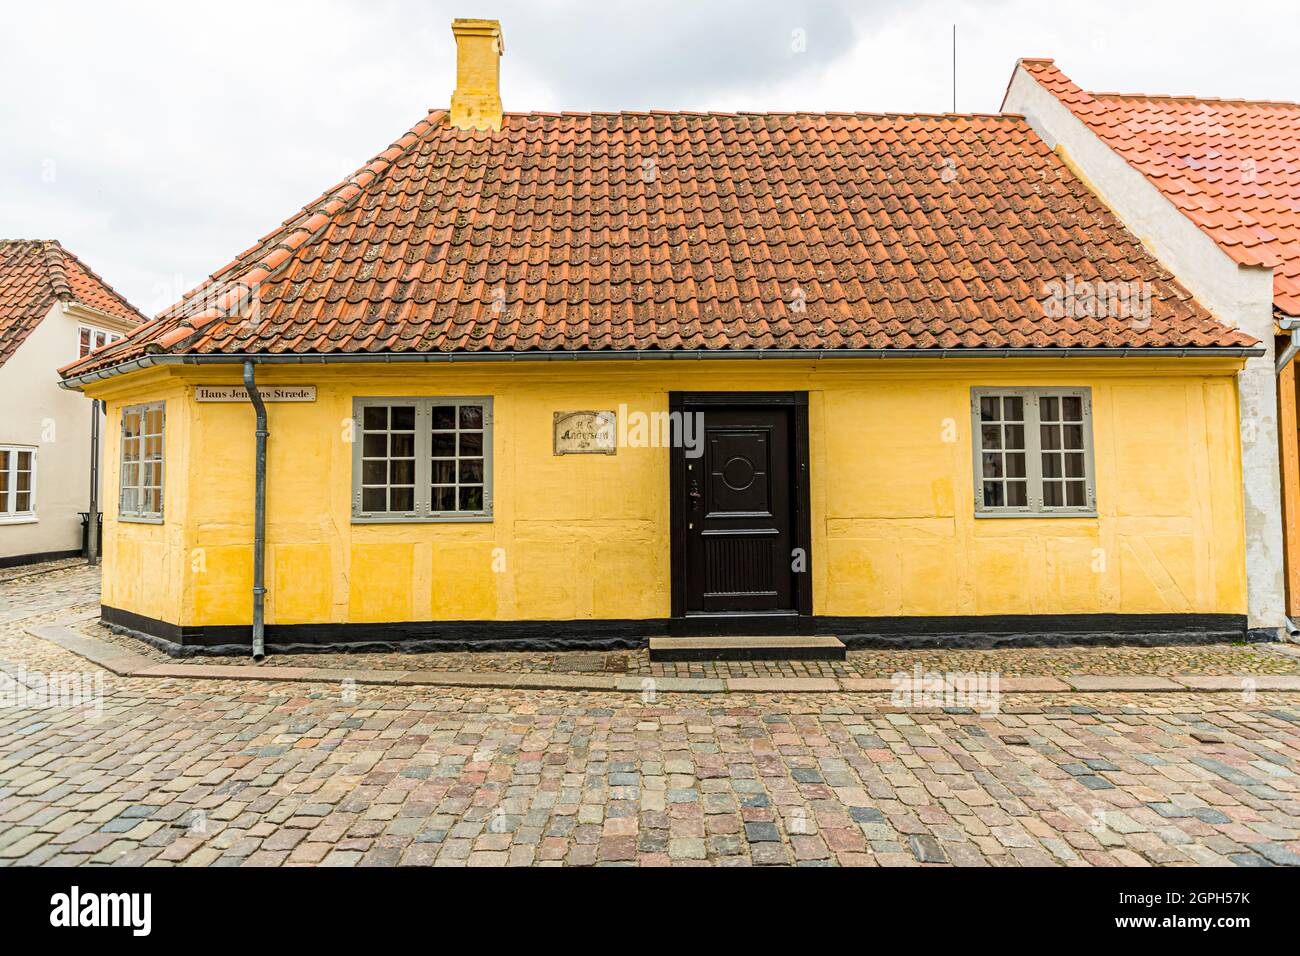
[1,564,1299,867]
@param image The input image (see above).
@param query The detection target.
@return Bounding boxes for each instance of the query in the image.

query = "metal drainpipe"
[1276,316,1300,374]
[242,362,268,661]
[1277,317,1300,642]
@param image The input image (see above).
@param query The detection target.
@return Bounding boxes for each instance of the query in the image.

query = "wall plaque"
[553,410,616,455]
[195,385,316,403]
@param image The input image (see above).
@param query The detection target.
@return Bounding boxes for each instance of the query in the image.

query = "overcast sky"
[3,0,1297,316]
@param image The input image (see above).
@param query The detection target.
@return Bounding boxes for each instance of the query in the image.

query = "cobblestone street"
[1,566,1298,867]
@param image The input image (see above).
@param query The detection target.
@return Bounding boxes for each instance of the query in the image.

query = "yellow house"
[60,20,1261,658]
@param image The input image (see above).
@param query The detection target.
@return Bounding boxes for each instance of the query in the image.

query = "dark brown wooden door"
[683,407,796,613]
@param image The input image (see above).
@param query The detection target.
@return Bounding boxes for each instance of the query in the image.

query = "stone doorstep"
[1063,675,1186,692]
[21,622,1300,695]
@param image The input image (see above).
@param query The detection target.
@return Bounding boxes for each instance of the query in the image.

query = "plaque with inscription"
[553,410,617,455]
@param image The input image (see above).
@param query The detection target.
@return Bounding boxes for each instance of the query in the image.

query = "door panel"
[684,407,795,613]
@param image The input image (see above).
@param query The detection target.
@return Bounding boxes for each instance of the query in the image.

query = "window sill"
[0,515,37,526]
[119,515,165,525]
[352,514,494,525]
[975,510,1098,519]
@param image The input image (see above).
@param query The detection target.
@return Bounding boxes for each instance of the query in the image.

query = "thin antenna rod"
[952,24,957,112]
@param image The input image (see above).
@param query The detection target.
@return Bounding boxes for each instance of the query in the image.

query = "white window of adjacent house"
[0,446,37,520]
[352,397,493,522]
[120,403,165,522]
[971,388,1096,517]
[78,325,122,358]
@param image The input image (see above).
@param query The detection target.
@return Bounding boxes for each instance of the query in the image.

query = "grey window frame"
[0,444,38,520]
[119,401,166,523]
[351,396,494,524]
[971,387,1096,518]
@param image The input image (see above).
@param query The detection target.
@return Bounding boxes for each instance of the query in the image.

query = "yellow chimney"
[450,18,504,131]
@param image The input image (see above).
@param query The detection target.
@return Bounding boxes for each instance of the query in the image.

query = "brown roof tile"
[1018,59,1300,315]
[63,109,1255,380]
[0,240,146,369]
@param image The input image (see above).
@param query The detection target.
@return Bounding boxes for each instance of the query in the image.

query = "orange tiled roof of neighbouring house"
[62,109,1257,380]
[0,240,146,369]
[1016,59,1300,315]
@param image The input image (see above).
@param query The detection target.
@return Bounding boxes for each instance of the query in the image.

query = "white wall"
[0,303,123,562]
[1005,66,1285,635]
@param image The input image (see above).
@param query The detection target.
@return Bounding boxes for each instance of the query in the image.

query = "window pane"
[431,460,455,484]
[145,407,163,435]
[390,487,414,511]
[123,437,139,462]
[79,328,91,356]
[1040,397,1059,421]
[124,411,141,438]
[1065,453,1085,478]
[17,451,31,472]
[390,459,415,485]
[390,433,415,458]
[363,406,387,430]
[122,463,138,490]
[1006,481,1027,507]
[1063,424,1084,450]
[1003,397,1023,421]
[362,488,386,511]
[121,488,139,513]
[390,406,416,430]
[983,453,1003,479]
[979,397,999,422]
[362,460,386,484]
[459,486,483,511]
[432,486,456,511]
[145,436,163,458]
[1005,451,1026,478]
[459,459,483,483]
[1043,482,1063,507]
[459,432,483,456]
[0,450,7,473]
[431,433,455,456]
[363,434,387,457]
[983,482,1004,506]
[143,487,158,514]
[1042,453,1062,478]
[1003,424,1024,450]
[431,405,456,429]
[1041,425,1061,450]
[16,492,31,512]
[459,405,484,429]
[1066,481,1087,506]
[1062,396,1083,421]
[981,425,1001,450]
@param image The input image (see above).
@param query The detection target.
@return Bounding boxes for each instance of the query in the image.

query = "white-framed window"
[352,397,493,522]
[0,446,37,519]
[971,387,1096,517]
[120,402,165,522]
[79,325,122,358]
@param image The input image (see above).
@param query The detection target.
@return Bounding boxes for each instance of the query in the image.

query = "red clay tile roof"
[1017,59,1300,315]
[62,109,1255,380]
[0,240,145,369]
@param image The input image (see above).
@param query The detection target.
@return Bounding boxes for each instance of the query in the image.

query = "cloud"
[1,0,1297,315]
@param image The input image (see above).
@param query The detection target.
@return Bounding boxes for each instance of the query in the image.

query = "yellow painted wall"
[86,359,1248,628]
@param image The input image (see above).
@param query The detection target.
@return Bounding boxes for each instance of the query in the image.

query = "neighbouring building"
[1,240,145,567]
[1004,60,1300,639]
[61,21,1266,655]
